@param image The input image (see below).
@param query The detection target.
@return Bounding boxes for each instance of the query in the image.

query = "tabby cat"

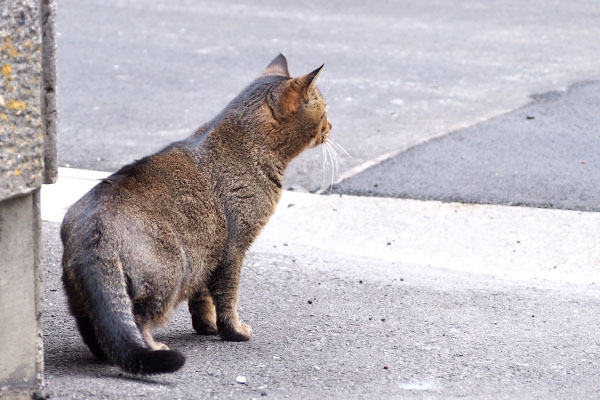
[61,54,332,374]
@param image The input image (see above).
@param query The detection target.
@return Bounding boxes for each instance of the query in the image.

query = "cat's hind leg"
[188,285,218,335]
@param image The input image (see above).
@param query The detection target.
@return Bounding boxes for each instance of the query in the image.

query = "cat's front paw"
[218,320,253,342]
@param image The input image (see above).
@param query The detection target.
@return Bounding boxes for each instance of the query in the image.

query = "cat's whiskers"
[324,141,341,191]
[328,139,351,159]
[327,141,343,175]
[328,143,336,179]
[321,143,328,181]
[325,144,332,187]
[331,143,341,180]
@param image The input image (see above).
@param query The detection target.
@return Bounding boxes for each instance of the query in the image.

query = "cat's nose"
[328,121,332,130]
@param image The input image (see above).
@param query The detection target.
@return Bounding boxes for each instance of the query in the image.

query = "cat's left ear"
[262,53,291,78]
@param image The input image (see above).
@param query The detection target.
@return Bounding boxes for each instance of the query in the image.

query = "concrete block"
[0,0,55,396]
[0,0,58,201]
[0,191,43,396]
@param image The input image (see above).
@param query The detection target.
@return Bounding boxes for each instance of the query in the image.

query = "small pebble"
[236,375,247,384]
[526,115,535,120]
[33,391,50,400]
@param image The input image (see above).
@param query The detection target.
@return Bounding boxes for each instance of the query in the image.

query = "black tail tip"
[129,348,186,374]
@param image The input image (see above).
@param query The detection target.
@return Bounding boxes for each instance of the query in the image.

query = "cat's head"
[232,54,332,162]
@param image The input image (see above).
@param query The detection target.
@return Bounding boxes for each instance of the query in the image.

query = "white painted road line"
[43,168,600,286]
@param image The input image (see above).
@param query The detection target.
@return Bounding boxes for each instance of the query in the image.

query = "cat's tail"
[69,253,186,374]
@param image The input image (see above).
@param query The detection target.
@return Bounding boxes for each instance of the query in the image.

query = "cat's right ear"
[261,53,291,78]
[271,65,325,120]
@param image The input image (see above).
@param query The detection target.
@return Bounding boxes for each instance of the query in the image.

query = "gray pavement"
[41,222,600,399]
[333,81,600,211]
[37,0,600,398]
[56,0,600,191]
[39,173,600,399]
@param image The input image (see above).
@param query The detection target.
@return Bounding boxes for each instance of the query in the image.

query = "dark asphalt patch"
[333,81,600,212]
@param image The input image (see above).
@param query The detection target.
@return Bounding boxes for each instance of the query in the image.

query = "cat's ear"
[287,64,324,102]
[275,64,324,119]
[296,64,324,91]
[261,53,291,78]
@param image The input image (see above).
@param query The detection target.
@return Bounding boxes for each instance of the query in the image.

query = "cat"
[60,54,332,374]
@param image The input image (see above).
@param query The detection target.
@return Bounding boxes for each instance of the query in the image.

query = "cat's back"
[61,145,217,252]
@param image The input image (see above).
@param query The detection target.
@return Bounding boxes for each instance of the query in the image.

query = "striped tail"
[69,253,185,374]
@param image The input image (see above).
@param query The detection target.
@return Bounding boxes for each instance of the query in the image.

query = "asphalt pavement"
[333,81,600,211]
[56,0,600,191]
[36,0,600,398]
[40,220,600,399]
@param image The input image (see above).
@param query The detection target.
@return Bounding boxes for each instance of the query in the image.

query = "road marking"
[43,168,600,286]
